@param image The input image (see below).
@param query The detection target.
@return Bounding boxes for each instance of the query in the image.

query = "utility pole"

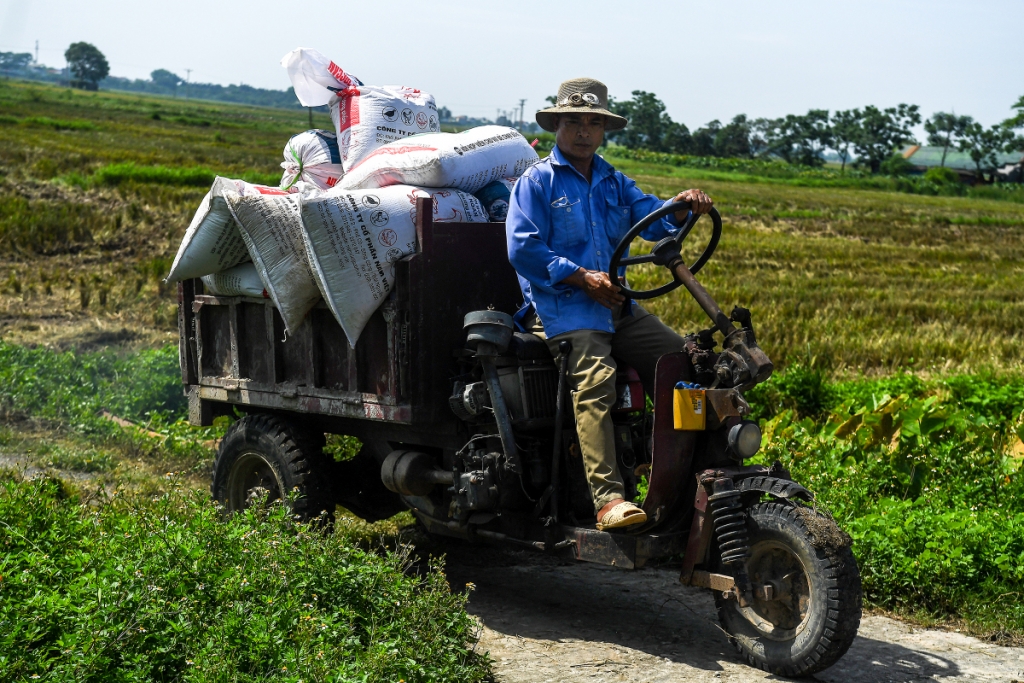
[184,69,192,100]
[518,98,526,131]
[34,40,39,65]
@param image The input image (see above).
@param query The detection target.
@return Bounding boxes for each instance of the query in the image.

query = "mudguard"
[737,475,814,502]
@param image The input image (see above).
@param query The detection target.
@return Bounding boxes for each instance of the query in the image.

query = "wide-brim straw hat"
[535,77,628,133]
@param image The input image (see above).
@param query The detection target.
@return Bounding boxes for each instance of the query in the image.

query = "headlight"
[728,420,762,458]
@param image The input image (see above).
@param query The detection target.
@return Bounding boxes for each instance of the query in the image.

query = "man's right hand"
[562,268,625,309]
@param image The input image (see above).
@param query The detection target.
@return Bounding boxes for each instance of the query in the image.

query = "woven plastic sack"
[281,129,345,190]
[166,177,283,282]
[473,177,517,221]
[330,85,438,171]
[339,126,537,194]
[225,186,322,335]
[201,262,269,299]
[298,185,486,346]
[280,47,437,172]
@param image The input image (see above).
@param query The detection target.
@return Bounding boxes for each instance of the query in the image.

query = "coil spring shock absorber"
[709,477,754,605]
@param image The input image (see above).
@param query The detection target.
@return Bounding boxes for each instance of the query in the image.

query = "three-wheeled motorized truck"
[178,196,862,676]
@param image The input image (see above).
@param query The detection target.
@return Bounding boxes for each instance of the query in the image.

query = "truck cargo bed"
[179,196,521,435]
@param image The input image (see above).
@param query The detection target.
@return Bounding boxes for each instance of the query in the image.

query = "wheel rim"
[736,539,812,641]
[226,450,284,512]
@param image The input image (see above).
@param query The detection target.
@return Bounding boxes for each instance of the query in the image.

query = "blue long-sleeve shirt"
[506,145,682,338]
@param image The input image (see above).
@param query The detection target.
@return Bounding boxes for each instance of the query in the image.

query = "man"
[506,77,713,531]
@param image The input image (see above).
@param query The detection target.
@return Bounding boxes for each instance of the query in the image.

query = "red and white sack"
[166,177,269,282]
[201,262,269,299]
[331,85,438,171]
[281,129,345,190]
[225,185,322,335]
[339,126,538,194]
[298,185,485,346]
[280,47,437,171]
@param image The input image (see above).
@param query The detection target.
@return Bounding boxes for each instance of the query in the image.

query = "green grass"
[622,170,1024,374]
[0,475,487,682]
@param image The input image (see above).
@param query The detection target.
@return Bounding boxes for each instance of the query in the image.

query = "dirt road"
[445,553,1024,683]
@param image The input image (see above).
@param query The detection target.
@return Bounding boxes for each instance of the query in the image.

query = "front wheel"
[714,501,862,677]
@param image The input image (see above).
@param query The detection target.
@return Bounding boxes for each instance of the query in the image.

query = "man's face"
[555,113,606,162]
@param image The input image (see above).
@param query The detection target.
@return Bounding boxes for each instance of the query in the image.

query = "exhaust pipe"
[381,450,452,496]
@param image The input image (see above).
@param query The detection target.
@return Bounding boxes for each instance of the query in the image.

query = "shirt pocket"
[604,200,632,245]
[551,198,586,247]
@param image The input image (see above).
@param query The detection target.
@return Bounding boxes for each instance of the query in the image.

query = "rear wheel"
[211,414,334,524]
[714,501,861,677]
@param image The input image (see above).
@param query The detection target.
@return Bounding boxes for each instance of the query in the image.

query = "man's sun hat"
[535,77,628,133]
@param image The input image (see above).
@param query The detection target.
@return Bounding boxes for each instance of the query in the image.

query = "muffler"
[381,450,453,496]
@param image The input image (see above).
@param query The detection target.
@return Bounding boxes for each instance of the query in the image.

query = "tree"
[924,112,972,167]
[0,52,33,71]
[607,90,674,152]
[957,121,1017,181]
[763,110,832,166]
[65,42,109,90]
[830,109,861,172]
[748,118,774,157]
[713,114,753,158]
[150,69,181,93]
[690,120,720,156]
[852,104,921,173]
[1005,95,1024,130]
[662,120,693,155]
[437,106,452,121]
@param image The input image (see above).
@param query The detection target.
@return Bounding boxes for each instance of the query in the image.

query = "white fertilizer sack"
[299,185,485,346]
[330,85,438,172]
[166,177,283,282]
[339,126,538,194]
[412,187,489,224]
[281,129,345,190]
[280,47,362,107]
[201,262,268,299]
[280,47,437,172]
[225,186,322,335]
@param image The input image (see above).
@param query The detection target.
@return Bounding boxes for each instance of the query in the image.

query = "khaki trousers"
[524,305,687,513]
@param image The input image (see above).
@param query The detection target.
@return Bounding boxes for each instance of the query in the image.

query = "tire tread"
[714,500,862,677]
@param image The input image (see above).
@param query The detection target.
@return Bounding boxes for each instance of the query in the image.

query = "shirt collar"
[550,144,614,185]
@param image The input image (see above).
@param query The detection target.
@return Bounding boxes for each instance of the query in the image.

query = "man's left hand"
[672,189,713,222]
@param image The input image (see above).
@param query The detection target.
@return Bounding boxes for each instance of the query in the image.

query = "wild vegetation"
[0,77,1022,679]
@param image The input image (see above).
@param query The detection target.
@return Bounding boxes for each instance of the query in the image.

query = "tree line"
[1,44,304,110]
[601,91,1024,180]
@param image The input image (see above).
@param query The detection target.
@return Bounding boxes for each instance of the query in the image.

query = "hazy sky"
[2,0,1021,130]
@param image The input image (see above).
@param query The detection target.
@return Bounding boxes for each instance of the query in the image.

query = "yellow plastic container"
[673,387,706,431]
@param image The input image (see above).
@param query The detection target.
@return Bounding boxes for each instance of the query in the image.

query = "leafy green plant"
[753,370,1024,635]
[0,475,488,682]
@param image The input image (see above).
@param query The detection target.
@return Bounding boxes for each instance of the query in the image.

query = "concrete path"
[446,557,1024,683]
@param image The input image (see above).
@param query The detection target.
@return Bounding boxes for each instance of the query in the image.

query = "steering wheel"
[608,202,722,300]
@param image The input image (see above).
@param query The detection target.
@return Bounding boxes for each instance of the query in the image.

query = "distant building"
[901,145,1024,183]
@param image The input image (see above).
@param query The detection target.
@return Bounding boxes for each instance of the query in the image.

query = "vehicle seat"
[508,332,553,360]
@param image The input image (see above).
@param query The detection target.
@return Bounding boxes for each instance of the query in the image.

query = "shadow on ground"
[439,542,1018,683]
